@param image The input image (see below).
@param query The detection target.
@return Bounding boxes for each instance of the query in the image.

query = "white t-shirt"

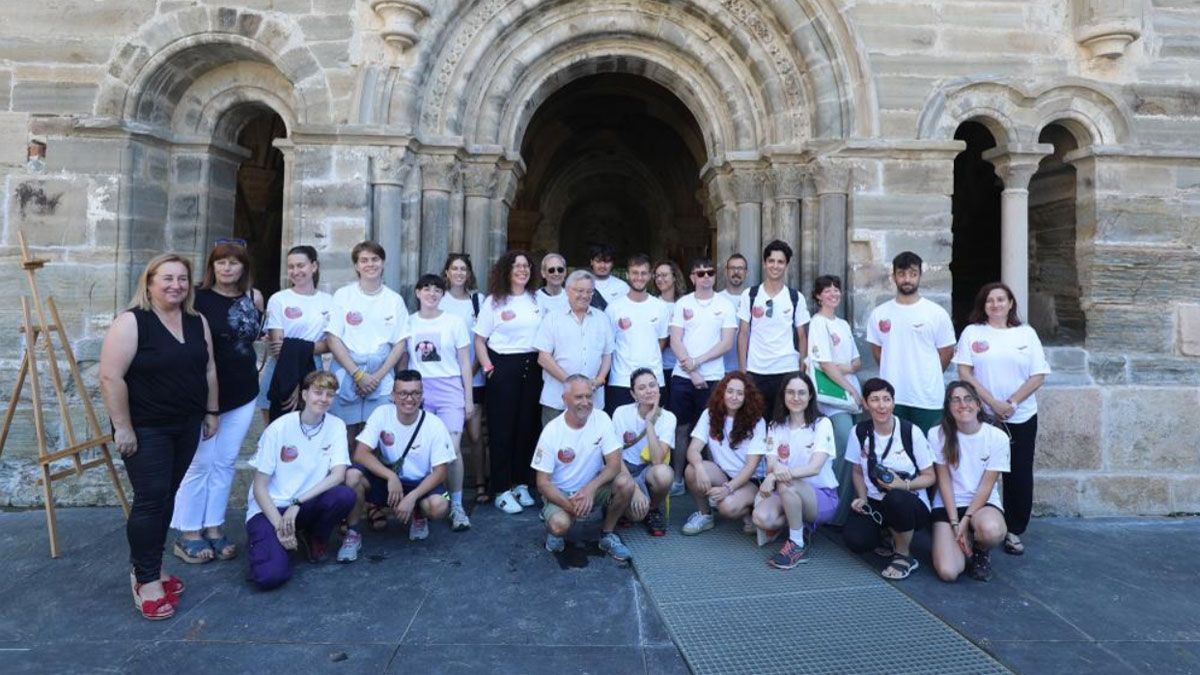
[531,410,621,494]
[246,412,350,522]
[737,285,811,374]
[474,292,541,354]
[264,288,333,342]
[356,406,456,483]
[606,294,670,387]
[439,291,486,387]
[327,283,410,356]
[953,324,1050,424]
[611,403,677,468]
[691,409,767,479]
[807,313,862,417]
[593,276,630,307]
[407,311,470,380]
[670,293,738,382]
[717,289,746,373]
[866,298,955,409]
[660,299,677,369]
[536,288,569,317]
[534,306,615,409]
[844,417,935,506]
[765,417,839,490]
[928,424,1011,510]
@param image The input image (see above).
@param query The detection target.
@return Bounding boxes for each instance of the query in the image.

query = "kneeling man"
[338,370,453,562]
[534,374,637,561]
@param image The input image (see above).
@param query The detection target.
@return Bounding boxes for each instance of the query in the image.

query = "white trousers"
[170,399,256,531]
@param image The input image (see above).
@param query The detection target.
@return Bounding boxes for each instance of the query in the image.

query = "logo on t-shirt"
[280,445,299,463]
[380,431,395,446]
[284,306,303,319]
[346,311,364,326]
[501,310,516,321]
[557,448,575,464]
[751,305,765,319]
[777,443,790,460]
[622,431,636,445]
[971,340,990,354]
[831,333,841,347]
[878,319,891,334]
[682,308,694,321]
[617,317,632,331]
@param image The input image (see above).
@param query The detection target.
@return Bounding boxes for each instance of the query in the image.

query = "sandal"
[204,535,237,561]
[367,504,389,532]
[474,483,491,504]
[173,537,214,564]
[1003,533,1025,556]
[131,580,175,621]
[162,575,185,602]
[881,554,919,580]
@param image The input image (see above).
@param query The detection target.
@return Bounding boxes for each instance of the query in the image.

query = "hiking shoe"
[495,490,523,514]
[409,516,429,541]
[767,539,808,569]
[682,512,714,535]
[545,533,565,553]
[336,529,362,563]
[968,548,993,582]
[512,484,536,507]
[645,507,667,537]
[449,503,471,532]
[598,532,632,562]
[669,479,686,497]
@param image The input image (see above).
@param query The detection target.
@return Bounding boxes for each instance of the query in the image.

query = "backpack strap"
[898,418,918,476]
[470,291,480,319]
[788,287,801,353]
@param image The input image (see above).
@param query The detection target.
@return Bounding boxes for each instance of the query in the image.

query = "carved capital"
[371,0,430,53]
[813,160,851,195]
[729,168,768,203]
[1073,0,1142,59]
[370,149,410,186]
[983,144,1054,190]
[461,163,498,198]
[768,164,809,200]
[420,155,459,192]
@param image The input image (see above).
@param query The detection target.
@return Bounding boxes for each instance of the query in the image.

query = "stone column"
[420,154,459,275]
[769,164,807,287]
[814,160,851,317]
[461,161,497,273]
[370,150,409,292]
[489,162,523,263]
[273,139,297,251]
[702,170,736,266]
[730,166,766,282]
[799,172,819,297]
[983,145,1053,321]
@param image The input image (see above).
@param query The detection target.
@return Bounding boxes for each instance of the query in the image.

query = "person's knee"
[717,498,744,520]
[423,497,450,520]
[843,530,873,554]
[613,474,635,496]
[934,561,961,583]
[647,465,673,489]
[751,507,776,530]
[975,517,1007,548]
[547,512,572,536]
[252,563,292,591]
[344,468,363,488]
[328,486,357,511]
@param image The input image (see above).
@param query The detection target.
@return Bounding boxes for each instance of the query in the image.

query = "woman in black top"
[100,254,219,620]
[171,241,264,564]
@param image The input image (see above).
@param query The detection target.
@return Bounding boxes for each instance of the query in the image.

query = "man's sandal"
[1003,533,1025,555]
[474,483,491,504]
[173,537,214,564]
[881,554,919,580]
[367,504,389,531]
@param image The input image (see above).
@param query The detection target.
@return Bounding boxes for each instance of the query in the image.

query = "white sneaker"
[495,490,523,514]
[336,529,362,563]
[409,516,429,541]
[512,484,536,507]
[669,479,686,497]
[450,503,471,532]
[682,511,715,535]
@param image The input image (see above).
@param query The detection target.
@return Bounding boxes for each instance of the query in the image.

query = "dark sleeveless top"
[195,288,262,412]
[125,309,208,427]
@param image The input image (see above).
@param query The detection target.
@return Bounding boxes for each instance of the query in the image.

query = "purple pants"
[246,485,356,591]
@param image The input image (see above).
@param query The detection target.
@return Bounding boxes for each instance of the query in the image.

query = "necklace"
[359,283,384,296]
[299,414,325,440]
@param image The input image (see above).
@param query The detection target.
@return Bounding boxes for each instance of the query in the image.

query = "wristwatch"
[290,498,301,507]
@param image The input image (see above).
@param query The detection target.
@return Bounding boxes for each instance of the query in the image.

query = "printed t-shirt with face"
[928,423,1011,510]
[952,324,1050,424]
[844,418,935,507]
[356,405,456,483]
[670,293,738,382]
[717,289,746,373]
[737,285,812,374]
[246,411,350,522]
[439,292,486,387]
[534,306,615,409]
[530,409,621,494]
[611,403,677,468]
[407,311,470,380]
[765,416,839,490]
[265,288,333,341]
[474,292,541,354]
[865,298,955,409]
[327,283,410,356]
[690,409,767,478]
[593,275,631,307]
[807,313,862,416]
[606,294,670,387]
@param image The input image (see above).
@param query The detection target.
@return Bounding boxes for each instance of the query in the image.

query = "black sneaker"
[645,507,666,537]
[968,548,992,581]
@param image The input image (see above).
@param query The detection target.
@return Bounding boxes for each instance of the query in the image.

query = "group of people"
[99,238,1048,620]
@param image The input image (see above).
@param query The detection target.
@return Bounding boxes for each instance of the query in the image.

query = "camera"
[870,464,895,485]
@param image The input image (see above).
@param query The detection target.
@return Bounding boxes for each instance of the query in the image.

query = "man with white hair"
[535,270,615,427]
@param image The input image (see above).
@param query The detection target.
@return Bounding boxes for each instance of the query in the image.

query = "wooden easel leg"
[40,460,60,558]
[0,353,29,459]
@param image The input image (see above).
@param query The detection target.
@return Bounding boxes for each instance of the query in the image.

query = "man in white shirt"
[718,253,749,374]
[337,371,454,563]
[605,254,670,415]
[588,243,630,311]
[533,375,636,561]
[535,270,614,426]
[737,240,810,417]
[866,251,956,433]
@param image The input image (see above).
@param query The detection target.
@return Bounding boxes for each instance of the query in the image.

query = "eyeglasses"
[545,266,565,274]
[692,269,716,278]
[393,390,423,400]
[862,503,883,525]
[214,237,247,248]
[949,395,978,405]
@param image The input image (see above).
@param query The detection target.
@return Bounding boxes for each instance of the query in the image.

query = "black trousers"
[485,350,542,493]
[123,416,202,583]
[748,371,789,421]
[843,490,930,554]
[1001,415,1038,536]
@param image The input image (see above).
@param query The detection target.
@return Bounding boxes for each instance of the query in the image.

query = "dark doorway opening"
[950,121,1002,333]
[1028,123,1084,344]
[233,111,287,297]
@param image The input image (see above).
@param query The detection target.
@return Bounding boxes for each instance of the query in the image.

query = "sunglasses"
[545,266,565,274]
[692,269,716,278]
[764,298,774,318]
[214,237,247,248]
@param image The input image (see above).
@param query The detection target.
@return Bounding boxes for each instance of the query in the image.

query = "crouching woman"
[245,371,356,590]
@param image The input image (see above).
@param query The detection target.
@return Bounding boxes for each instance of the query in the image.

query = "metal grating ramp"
[625,508,1008,674]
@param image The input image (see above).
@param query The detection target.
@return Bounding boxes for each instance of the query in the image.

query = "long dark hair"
[938,380,987,469]
[287,245,320,287]
[770,371,821,428]
[966,282,1021,327]
[487,250,536,306]
[706,372,765,449]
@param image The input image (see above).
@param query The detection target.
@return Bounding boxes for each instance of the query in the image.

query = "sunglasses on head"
[545,266,565,274]
[214,237,247,248]
[692,269,716,277]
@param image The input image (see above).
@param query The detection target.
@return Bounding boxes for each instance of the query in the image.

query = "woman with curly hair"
[681,372,767,535]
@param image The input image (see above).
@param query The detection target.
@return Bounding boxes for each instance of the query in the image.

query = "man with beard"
[865,251,955,433]
[605,254,671,415]
[717,254,749,375]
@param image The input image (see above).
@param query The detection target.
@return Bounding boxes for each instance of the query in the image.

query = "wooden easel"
[0,232,130,557]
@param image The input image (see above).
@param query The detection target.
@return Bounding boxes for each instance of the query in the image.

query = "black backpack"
[855,418,917,481]
[746,283,802,352]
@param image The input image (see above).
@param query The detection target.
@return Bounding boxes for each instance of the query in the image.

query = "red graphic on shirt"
[623,431,637,445]
[380,431,395,446]
[752,306,765,318]
[831,333,842,346]
[618,317,632,331]
[777,444,791,460]
[682,308,694,321]
[878,319,891,334]
[557,448,576,464]
[280,445,299,463]
[971,340,990,354]
[501,310,516,321]
[284,306,303,320]
[346,311,363,326]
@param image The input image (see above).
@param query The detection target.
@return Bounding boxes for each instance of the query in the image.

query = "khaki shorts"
[541,481,614,522]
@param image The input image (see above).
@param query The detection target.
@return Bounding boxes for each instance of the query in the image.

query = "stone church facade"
[0,1,1197,514]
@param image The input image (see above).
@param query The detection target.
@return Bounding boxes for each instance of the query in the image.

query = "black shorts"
[930,504,1002,523]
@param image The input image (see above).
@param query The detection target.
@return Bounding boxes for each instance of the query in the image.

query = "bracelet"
[205,410,219,416]
[353,369,366,383]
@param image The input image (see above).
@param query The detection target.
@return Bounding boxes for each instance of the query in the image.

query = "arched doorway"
[950,121,1002,331]
[231,111,287,297]
[508,73,711,270]
[1028,122,1084,344]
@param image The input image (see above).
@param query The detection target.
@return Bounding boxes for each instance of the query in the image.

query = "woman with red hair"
[681,372,767,535]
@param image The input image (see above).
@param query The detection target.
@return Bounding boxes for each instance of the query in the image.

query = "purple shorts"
[812,486,839,529]
[421,376,465,433]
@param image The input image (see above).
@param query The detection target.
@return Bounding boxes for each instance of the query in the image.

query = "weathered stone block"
[1087,353,1128,384]
[1127,356,1200,385]
[8,177,89,247]
[299,14,352,42]
[1169,477,1200,514]
[1085,306,1174,354]
[1032,474,1080,517]
[11,81,98,115]
[0,113,30,168]
[1079,475,1171,516]
[1104,387,1200,471]
[1036,387,1103,471]
[1045,346,1088,373]
[42,137,128,174]
[1178,304,1200,357]
[0,71,11,111]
